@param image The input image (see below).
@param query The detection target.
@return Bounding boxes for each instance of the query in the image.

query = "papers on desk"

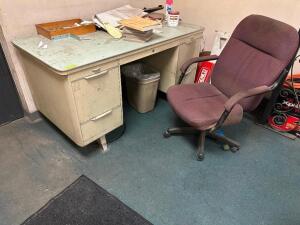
[94,5,147,28]
[93,5,162,41]
[119,17,162,32]
[120,17,162,43]
[122,28,153,43]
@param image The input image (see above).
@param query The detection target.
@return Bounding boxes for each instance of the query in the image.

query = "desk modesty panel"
[13,23,204,149]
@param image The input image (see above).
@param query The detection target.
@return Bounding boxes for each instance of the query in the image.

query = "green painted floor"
[0,99,299,225]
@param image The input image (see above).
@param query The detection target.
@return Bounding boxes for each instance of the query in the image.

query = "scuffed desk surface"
[13,23,204,73]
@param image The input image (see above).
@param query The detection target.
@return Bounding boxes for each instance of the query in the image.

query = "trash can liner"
[121,62,160,81]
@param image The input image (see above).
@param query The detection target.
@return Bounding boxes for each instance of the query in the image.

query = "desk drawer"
[71,66,122,123]
[119,41,180,65]
[177,37,201,84]
[81,106,123,142]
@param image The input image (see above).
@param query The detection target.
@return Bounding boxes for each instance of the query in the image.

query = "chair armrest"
[224,85,272,112]
[210,85,272,133]
[180,55,219,74]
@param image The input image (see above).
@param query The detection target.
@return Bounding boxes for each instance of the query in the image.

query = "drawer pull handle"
[92,67,101,73]
[91,110,113,121]
[84,70,108,80]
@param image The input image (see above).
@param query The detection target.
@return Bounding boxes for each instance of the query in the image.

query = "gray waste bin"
[121,62,160,113]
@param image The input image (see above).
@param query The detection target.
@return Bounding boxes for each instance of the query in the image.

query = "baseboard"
[24,111,42,123]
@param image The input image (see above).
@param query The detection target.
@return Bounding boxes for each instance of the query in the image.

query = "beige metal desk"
[13,23,204,150]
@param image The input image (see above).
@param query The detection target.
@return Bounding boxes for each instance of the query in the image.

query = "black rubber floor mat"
[21,175,152,225]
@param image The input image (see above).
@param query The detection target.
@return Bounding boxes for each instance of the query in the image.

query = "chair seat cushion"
[167,83,243,130]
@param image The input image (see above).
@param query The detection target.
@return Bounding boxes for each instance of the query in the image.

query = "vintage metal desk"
[13,23,204,150]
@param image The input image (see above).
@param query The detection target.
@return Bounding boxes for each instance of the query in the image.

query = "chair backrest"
[211,15,299,111]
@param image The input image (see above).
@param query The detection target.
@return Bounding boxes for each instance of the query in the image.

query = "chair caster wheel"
[163,130,171,138]
[230,146,240,153]
[197,154,205,161]
[222,144,230,151]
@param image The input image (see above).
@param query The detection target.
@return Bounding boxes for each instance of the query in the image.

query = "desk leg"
[98,135,108,152]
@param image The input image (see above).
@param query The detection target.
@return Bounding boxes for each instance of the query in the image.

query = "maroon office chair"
[164,15,300,161]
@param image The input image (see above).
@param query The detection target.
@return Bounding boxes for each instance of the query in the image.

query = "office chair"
[164,15,300,161]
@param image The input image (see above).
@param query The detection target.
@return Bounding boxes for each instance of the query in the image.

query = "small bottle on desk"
[166,0,174,14]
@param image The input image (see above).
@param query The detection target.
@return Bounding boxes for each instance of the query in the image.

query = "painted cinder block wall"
[130,0,300,50]
[132,0,300,74]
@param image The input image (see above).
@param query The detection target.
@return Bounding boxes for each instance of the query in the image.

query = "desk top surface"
[13,23,204,72]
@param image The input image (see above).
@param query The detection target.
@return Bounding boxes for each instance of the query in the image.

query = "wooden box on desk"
[35,19,96,39]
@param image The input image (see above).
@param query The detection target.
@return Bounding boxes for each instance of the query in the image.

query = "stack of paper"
[120,17,162,32]
[122,27,153,43]
[94,5,147,28]
[120,17,162,42]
